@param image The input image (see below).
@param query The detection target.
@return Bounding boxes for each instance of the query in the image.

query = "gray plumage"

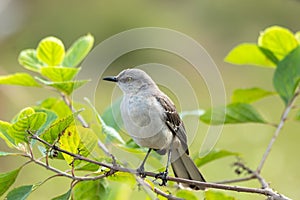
[103,68,205,190]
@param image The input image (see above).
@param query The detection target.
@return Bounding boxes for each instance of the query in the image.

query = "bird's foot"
[136,166,146,178]
[155,171,168,186]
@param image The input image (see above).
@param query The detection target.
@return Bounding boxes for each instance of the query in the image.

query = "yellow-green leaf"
[41,67,80,82]
[73,179,110,200]
[59,125,81,164]
[258,26,299,61]
[18,49,44,72]
[36,77,89,95]
[0,73,40,87]
[225,43,276,67]
[37,36,65,66]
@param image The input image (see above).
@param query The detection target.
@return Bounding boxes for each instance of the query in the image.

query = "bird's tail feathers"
[171,148,205,190]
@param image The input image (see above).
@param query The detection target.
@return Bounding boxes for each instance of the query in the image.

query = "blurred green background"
[1,0,300,199]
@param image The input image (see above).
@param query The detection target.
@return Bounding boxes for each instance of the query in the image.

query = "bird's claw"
[155,171,168,186]
[136,166,146,178]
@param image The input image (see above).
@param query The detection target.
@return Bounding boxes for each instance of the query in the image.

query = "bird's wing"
[155,95,189,155]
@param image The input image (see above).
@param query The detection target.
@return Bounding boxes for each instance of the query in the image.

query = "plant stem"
[257,88,300,174]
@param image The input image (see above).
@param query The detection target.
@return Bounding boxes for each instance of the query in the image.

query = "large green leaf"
[5,185,33,200]
[41,67,81,82]
[63,34,94,67]
[9,108,47,144]
[51,189,71,200]
[41,112,77,144]
[258,26,299,61]
[73,179,110,200]
[273,46,300,105]
[36,77,89,95]
[36,37,65,66]
[231,87,275,103]
[0,168,21,197]
[205,190,235,200]
[194,149,239,167]
[224,43,276,67]
[0,73,40,87]
[200,103,266,125]
[18,49,44,72]
[85,98,125,144]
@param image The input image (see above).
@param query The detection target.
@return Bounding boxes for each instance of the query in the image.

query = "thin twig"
[257,88,300,174]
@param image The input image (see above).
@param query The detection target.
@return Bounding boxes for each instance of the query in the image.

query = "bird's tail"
[171,148,205,190]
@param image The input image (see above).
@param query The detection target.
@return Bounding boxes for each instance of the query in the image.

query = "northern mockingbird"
[103,68,205,190]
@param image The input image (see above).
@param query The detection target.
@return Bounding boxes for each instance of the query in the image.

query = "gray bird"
[103,68,205,190]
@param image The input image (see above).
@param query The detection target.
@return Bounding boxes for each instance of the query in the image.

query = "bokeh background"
[1,0,300,199]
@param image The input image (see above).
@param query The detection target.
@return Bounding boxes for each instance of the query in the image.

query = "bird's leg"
[155,135,174,186]
[137,148,152,177]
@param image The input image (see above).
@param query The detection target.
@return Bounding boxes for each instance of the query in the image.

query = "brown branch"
[28,134,291,200]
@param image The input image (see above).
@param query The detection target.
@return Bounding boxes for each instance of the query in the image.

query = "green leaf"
[35,77,89,95]
[6,185,33,200]
[59,125,81,165]
[74,162,99,172]
[10,108,47,144]
[107,172,136,186]
[224,43,276,68]
[63,34,94,67]
[37,97,72,118]
[41,112,77,144]
[51,189,71,200]
[231,87,276,103]
[0,121,15,147]
[194,149,239,167]
[85,98,125,144]
[0,168,21,197]
[0,73,40,87]
[273,46,300,105]
[33,108,58,136]
[18,49,44,72]
[175,190,198,200]
[73,179,110,200]
[205,190,236,200]
[102,98,123,131]
[41,67,81,82]
[200,103,266,125]
[36,36,65,66]
[258,26,299,61]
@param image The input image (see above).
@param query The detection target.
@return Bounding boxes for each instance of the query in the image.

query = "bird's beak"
[103,76,118,82]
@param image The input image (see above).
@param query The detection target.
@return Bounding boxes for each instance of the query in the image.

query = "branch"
[29,134,291,200]
[257,88,300,173]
